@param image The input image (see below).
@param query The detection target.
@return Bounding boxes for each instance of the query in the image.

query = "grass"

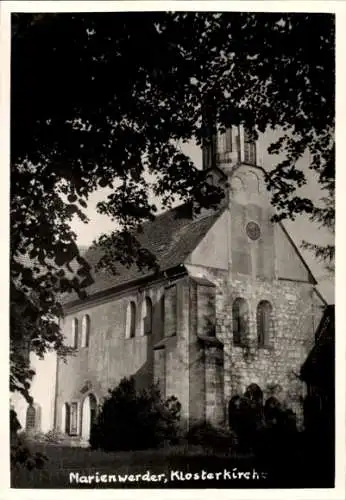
[11,442,259,489]
[11,439,334,489]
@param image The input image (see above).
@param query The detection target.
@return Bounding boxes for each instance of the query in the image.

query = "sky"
[71,133,334,304]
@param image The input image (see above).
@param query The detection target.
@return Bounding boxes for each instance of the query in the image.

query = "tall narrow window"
[257,300,273,347]
[81,315,90,347]
[72,318,79,348]
[232,298,249,346]
[244,128,257,165]
[125,301,136,338]
[216,128,234,163]
[70,402,78,435]
[143,297,153,335]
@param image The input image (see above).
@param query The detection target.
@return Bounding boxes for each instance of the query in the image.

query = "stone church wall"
[186,263,324,427]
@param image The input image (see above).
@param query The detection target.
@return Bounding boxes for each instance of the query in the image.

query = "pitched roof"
[63,204,223,305]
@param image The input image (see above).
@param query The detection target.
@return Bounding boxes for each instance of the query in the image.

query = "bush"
[11,435,47,471]
[90,377,181,452]
[228,394,263,450]
[18,430,46,443]
[254,405,299,464]
[228,385,299,457]
[42,430,67,444]
[186,422,235,454]
[16,429,67,445]
[10,410,47,471]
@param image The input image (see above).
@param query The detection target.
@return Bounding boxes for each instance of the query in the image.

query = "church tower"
[202,122,275,282]
[202,124,259,173]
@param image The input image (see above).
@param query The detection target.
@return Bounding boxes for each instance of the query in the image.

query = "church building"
[15,124,327,442]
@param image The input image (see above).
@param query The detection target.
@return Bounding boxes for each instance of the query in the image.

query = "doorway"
[81,393,97,441]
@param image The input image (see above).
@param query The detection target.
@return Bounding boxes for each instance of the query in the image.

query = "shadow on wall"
[131,295,162,392]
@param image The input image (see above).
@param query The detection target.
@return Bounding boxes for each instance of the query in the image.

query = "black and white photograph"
[5,1,341,494]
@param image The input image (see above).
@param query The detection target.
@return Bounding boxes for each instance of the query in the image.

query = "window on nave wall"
[72,318,79,348]
[232,297,249,346]
[81,314,90,347]
[125,301,136,338]
[142,297,153,335]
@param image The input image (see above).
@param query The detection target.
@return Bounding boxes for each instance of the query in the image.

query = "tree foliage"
[90,377,181,451]
[228,384,299,457]
[11,12,334,396]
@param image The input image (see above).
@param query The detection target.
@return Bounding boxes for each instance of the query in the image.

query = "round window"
[246,221,261,240]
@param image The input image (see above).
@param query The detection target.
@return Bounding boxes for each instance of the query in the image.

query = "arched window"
[257,300,273,347]
[72,318,79,348]
[232,298,249,346]
[81,315,90,347]
[142,297,153,335]
[125,301,136,338]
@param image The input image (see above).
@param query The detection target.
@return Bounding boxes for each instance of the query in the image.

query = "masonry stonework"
[186,263,324,428]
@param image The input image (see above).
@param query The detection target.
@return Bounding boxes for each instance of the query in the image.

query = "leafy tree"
[89,377,181,451]
[228,385,299,457]
[11,12,334,397]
